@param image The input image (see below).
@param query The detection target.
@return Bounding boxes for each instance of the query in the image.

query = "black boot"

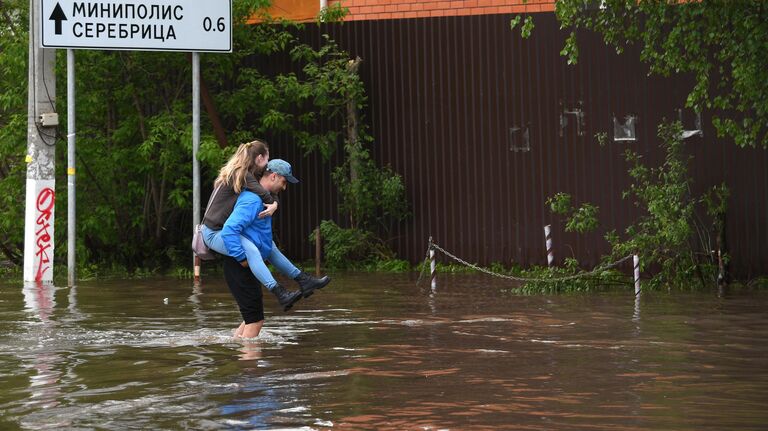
[294,272,331,298]
[271,283,302,312]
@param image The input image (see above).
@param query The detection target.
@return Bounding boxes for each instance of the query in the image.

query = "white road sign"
[41,0,232,52]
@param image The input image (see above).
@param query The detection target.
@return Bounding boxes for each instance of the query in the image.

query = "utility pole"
[24,0,58,283]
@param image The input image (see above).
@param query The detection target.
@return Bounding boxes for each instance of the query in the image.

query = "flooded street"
[0,273,766,430]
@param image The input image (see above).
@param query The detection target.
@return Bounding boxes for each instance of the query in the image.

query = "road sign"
[41,0,232,52]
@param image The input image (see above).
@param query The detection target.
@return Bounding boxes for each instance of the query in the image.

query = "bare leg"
[239,320,264,338]
[233,321,246,337]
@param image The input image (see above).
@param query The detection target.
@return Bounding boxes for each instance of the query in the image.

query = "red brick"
[539,2,555,11]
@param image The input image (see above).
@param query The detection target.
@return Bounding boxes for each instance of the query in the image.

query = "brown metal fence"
[265,13,767,278]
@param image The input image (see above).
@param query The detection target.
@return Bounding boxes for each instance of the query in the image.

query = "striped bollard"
[633,254,641,295]
[429,237,437,290]
[544,225,554,267]
[194,255,201,284]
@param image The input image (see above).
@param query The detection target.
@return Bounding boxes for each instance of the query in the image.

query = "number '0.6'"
[203,17,226,32]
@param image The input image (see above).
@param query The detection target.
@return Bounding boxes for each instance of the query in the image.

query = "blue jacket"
[221,190,272,262]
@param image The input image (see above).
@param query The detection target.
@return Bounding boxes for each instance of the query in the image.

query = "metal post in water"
[429,237,436,290]
[67,49,76,287]
[633,254,640,295]
[544,224,554,267]
[192,52,201,283]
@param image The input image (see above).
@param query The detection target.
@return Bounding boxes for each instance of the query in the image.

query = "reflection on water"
[1,274,767,430]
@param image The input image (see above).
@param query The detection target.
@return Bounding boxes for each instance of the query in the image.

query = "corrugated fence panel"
[263,13,767,278]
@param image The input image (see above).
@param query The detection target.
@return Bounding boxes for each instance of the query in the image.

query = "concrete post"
[24,0,58,283]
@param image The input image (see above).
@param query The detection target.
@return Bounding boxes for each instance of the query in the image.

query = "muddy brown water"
[0,273,766,430]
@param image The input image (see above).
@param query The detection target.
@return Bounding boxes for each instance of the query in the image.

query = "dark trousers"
[223,256,265,324]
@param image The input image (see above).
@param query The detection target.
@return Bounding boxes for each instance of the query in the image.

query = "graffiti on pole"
[34,187,55,282]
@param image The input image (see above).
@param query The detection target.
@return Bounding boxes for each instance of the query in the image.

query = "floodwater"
[0,273,766,430]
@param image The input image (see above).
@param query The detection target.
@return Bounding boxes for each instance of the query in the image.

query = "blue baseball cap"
[266,159,299,183]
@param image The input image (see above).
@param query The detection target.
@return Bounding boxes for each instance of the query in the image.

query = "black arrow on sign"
[49,3,67,35]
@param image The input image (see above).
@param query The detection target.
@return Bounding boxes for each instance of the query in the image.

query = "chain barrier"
[426,241,634,284]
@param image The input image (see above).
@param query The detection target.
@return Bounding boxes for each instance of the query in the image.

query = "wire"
[27,7,60,148]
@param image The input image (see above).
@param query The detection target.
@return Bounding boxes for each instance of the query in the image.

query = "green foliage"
[546,122,729,290]
[312,220,398,270]
[554,0,768,148]
[318,2,349,23]
[510,15,535,39]
[0,0,372,272]
[332,145,409,233]
[515,258,624,294]
[547,192,599,233]
[316,47,410,268]
[0,0,28,266]
[606,121,727,289]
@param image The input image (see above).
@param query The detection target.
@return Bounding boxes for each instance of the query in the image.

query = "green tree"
[553,1,768,148]
[547,122,728,289]
[0,0,394,274]
[0,0,27,266]
[311,54,409,270]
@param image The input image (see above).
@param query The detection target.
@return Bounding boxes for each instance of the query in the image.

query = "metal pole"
[192,52,201,283]
[24,0,57,283]
[544,224,554,267]
[429,237,436,290]
[67,49,76,286]
[633,254,641,295]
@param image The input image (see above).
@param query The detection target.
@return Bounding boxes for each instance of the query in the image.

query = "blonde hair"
[214,140,269,193]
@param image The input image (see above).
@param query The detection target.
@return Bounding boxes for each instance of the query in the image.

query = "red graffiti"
[35,188,55,282]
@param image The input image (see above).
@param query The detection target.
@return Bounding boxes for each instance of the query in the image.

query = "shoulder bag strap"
[202,185,222,221]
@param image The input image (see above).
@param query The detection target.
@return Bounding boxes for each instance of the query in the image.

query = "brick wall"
[336,0,555,21]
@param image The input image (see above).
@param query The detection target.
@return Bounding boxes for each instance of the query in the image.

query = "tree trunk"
[717,210,729,294]
[346,57,362,228]
[186,53,228,148]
